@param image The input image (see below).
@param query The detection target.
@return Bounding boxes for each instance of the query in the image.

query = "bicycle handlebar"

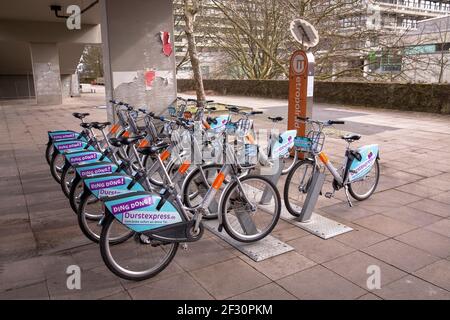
[328,120,345,125]
[297,116,345,126]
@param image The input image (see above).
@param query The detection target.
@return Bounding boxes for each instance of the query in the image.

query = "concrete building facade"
[0,0,177,118]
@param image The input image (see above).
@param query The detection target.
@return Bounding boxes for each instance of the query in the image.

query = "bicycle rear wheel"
[60,165,75,198]
[45,143,53,165]
[50,152,65,183]
[78,193,133,244]
[69,175,83,213]
[221,175,281,243]
[100,213,178,281]
[348,159,380,201]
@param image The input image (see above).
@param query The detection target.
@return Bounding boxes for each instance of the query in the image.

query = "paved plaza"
[1,93,450,300]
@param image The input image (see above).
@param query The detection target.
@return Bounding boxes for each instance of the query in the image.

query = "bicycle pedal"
[325,192,333,199]
[181,243,188,251]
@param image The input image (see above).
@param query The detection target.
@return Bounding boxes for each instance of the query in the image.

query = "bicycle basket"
[307,130,325,153]
[235,119,253,134]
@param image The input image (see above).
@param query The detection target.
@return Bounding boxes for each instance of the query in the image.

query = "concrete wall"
[0,75,34,99]
[177,79,450,114]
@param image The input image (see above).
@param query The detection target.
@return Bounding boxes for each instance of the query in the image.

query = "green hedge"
[177,79,450,114]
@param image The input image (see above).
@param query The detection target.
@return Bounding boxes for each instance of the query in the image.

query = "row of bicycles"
[45,97,380,281]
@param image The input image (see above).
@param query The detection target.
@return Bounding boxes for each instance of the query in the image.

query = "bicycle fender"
[83,174,144,199]
[103,192,184,233]
[271,130,297,159]
[348,144,379,183]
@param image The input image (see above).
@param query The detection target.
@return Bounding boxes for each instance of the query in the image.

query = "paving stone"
[407,199,450,218]
[287,235,355,264]
[0,281,49,300]
[0,223,37,262]
[430,191,450,205]
[271,226,309,242]
[323,251,407,289]
[46,265,124,300]
[357,293,382,300]
[0,194,27,210]
[240,251,316,281]
[173,237,236,271]
[128,273,213,300]
[425,219,450,238]
[0,257,45,291]
[228,283,296,300]
[414,260,450,291]
[380,206,442,227]
[320,202,377,222]
[277,265,367,300]
[395,229,450,258]
[396,183,446,198]
[363,239,440,273]
[376,275,450,300]
[416,175,450,192]
[334,225,387,249]
[351,189,423,213]
[401,167,444,178]
[190,258,271,300]
[100,290,132,300]
[354,214,417,237]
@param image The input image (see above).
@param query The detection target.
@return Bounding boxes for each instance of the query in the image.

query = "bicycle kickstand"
[344,186,353,207]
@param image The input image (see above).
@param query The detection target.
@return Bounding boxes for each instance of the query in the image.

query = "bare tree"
[183,0,206,103]
[77,45,103,83]
[206,0,289,79]
[204,0,432,82]
[431,18,450,83]
[399,16,450,83]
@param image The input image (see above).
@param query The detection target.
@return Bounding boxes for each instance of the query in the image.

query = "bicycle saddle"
[80,122,98,129]
[110,134,146,146]
[92,122,111,130]
[137,141,170,156]
[268,116,284,122]
[206,117,218,125]
[341,133,361,142]
[73,112,90,120]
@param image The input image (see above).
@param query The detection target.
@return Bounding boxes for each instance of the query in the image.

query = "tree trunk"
[184,0,206,105]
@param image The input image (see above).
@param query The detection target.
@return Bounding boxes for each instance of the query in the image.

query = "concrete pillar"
[100,0,177,121]
[29,43,62,105]
[60,74,71,97]
[70,74,81,97]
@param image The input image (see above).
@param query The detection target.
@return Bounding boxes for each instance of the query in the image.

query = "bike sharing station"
[43,17,379,281]
[201,19,353,263]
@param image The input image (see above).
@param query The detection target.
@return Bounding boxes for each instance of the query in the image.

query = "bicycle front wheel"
[221,175,281,243]
[182,164,225,219]
[283,159,315,217]
[99,213,179,281]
